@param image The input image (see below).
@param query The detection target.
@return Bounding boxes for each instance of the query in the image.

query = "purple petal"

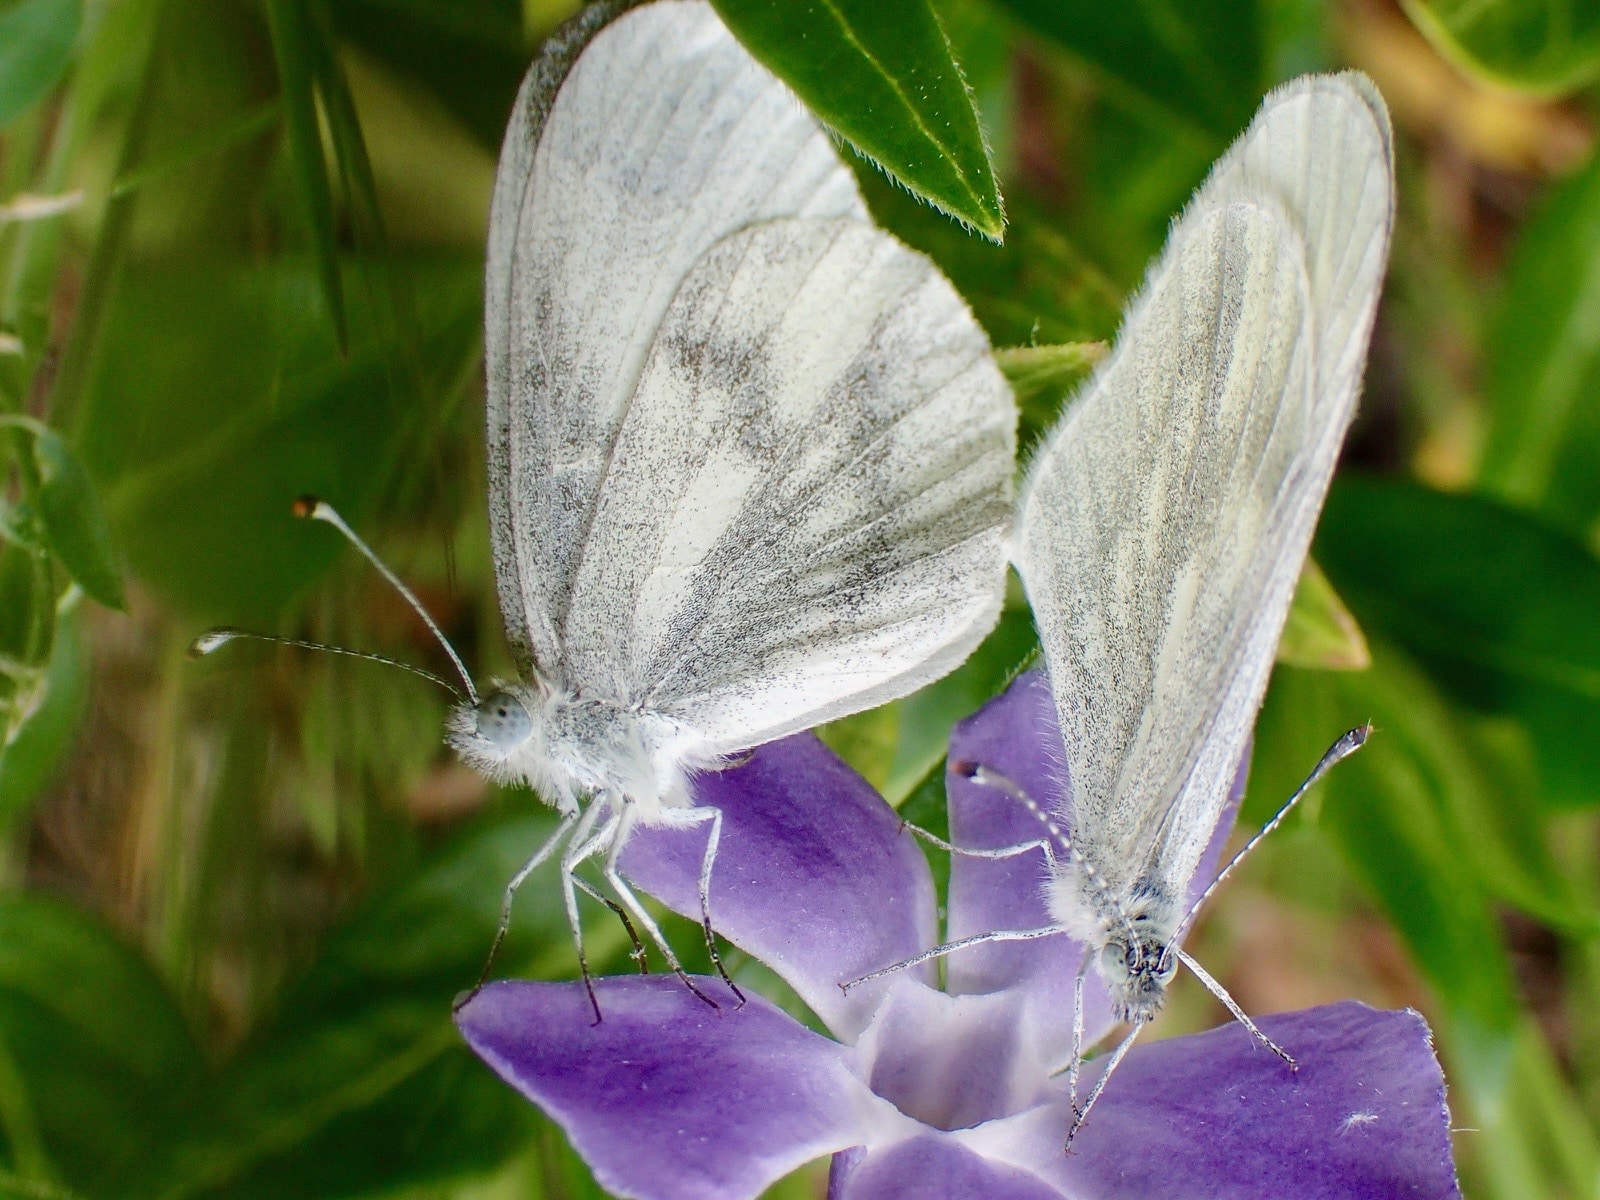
[944,673,1101,1034]
[855,979,1057,1133]
[621,734,938,1039]
[965,1002,1461,1200]
[831,1135,1066,1200]
[457,977,897,1200]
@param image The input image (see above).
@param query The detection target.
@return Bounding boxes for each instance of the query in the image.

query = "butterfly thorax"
[446,685,700,819]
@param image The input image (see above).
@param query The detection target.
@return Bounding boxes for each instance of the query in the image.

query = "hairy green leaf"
[995,341,1105,435]
[1403,0,1600,95]
[712,0,1004,239]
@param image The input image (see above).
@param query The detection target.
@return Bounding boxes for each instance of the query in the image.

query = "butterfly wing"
[486,0,867,685]
[1015,75,1393,907]
[563,216,1014,751]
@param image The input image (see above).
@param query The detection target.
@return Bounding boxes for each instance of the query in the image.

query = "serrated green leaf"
[991,0,1263,139]
[1403,0,1600,95]
[1277,557,1369,671]
[1478,150,1600,534]
[1318,476,1600,809]
[0,604,85,824]
[0,0,80,128]
[712,0,1004,239]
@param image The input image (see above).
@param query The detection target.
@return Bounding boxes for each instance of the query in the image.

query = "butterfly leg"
[602,811,720,1010]
[572,876,648,974]
[652,804,744,1005]
[900,821,1057,867]
[1175,947,1295,1070]
[839,924,1066,993]
[1063,1020,1144,1152]
[560,801,616,1024]
[459,809,580,1008]
[1048,950,1093,1109]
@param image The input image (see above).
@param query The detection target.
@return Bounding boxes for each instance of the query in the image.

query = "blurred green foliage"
[0,0,1598,1197]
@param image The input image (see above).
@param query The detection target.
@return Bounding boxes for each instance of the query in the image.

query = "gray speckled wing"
[486,0,866,684]
[1018,202,1314,904]
[1015,73,1393,909]
[562,218,1014,751]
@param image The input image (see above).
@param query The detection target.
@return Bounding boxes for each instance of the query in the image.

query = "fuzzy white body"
[448,686,717,821]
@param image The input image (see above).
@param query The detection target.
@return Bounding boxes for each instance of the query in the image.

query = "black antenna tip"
[292,495,321,519]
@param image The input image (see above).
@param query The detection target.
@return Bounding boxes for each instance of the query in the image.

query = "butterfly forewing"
[485,0,870,687]
[1017,74,1394,914]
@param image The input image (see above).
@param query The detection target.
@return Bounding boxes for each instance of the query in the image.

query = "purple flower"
[457,674,1461,1200]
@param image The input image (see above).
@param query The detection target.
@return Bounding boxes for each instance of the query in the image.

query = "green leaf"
[882,603,1037,805]
[265,0,348,349]
[23,425,124,610]
[0,896,203,1195]
[0,603,85,825]
[995,341,1105,434]
[990,0,1263,139]
[327,0,526,150]
[1477,149,1600,534]
[854,165,1124,349]
[144,808,633,1200]
[1317,476,1600,809]
[0,0,80,128]
[76,255,480,625]
[711,0,1004,240]
[1402,0,1600,95]
[1276,558,1370,671]
[1254,649,1522,1105]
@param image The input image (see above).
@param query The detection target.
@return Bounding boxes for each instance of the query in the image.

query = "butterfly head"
[1099,927,1178,1023]
[1095,884,1181,1024]
[447,683,554,793]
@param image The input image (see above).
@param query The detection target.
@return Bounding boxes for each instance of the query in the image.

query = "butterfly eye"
[476,691,532,748]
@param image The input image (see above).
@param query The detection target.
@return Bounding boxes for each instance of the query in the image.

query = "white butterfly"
[845,73,1394,1143]
[426,0,1016,1012]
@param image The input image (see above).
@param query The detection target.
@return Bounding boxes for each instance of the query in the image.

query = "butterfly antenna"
[190,629,463,700]
[1167,723,1372,954]
[295,497,479,705]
